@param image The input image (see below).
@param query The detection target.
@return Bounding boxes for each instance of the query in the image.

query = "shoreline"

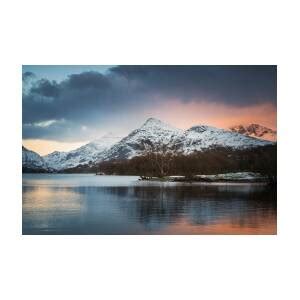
[138,172,273,184]
[22,172,275,185]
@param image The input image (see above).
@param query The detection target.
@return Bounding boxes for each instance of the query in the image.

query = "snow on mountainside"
[102,118,274,161]
[172,125,272,154]
[24,118,275,172]
[229,124,277,141]
[101,118,183,160]
[44,133,121,170]
[22,146,48,170]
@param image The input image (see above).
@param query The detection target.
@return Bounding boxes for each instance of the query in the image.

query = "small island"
[139,172,270,183]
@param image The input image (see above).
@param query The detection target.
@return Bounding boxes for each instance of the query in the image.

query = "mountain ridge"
[22,146,49,171]
[229,123,276,141]
[101,118,274,161]
[43,133,122,170]
[23,118,275,171]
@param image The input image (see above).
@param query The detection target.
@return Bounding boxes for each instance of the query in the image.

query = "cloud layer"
[22,65,276,141]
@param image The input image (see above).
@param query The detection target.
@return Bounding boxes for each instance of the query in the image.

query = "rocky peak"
[229,123,277,141]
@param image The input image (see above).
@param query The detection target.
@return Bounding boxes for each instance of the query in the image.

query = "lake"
[22,174,277,235]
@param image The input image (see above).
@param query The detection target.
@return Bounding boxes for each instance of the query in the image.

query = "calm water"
[22,174,277,235]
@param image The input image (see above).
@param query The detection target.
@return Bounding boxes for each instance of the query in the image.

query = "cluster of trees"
[22,167,50,173]
[97,145,277,180]
[61,163,98,173]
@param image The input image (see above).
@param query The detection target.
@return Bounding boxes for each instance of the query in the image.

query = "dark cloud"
[65,71,111,89]
[22,66,276,141]
[110,65,277,104]
[30,79,60,97]
[22,71,36,82]
[22,120,85,141]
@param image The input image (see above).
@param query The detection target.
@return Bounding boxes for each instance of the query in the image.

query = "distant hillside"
[43,133,121,170]
[229,124,276,141]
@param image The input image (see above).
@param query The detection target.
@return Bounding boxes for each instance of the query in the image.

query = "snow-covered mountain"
[44,133,121,170]
[23,118,275,172]
[229,124,277,141]
[101,118,182,160]
[102,118,274,161]
[22,146,48,170]
[172,125,272,154]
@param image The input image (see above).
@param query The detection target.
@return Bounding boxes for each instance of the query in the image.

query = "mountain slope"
[229,124,277,141]
[101,118,183,160]
[102,118,273,161]
[44,133,121,170]
[172,125,272,154]
[22,146,48,171]
[26,118,275,172]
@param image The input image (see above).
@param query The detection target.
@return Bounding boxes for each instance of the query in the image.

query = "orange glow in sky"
[23,139,88,156]
[149,100,276,130]
[23,101,276,156]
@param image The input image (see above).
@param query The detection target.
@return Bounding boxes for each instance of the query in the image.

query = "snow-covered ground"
[195,172,268,182]
[144,172,269,183]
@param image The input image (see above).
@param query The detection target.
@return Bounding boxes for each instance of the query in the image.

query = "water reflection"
[22,175,276,235]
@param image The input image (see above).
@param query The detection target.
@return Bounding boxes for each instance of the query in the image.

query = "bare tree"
[143,142,175,177]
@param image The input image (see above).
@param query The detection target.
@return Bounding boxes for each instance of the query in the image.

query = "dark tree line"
[97,145,277,180]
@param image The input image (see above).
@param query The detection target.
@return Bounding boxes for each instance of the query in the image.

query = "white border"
[1,1,299,300]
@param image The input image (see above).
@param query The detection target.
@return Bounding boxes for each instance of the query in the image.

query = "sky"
[22,65,277,155]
